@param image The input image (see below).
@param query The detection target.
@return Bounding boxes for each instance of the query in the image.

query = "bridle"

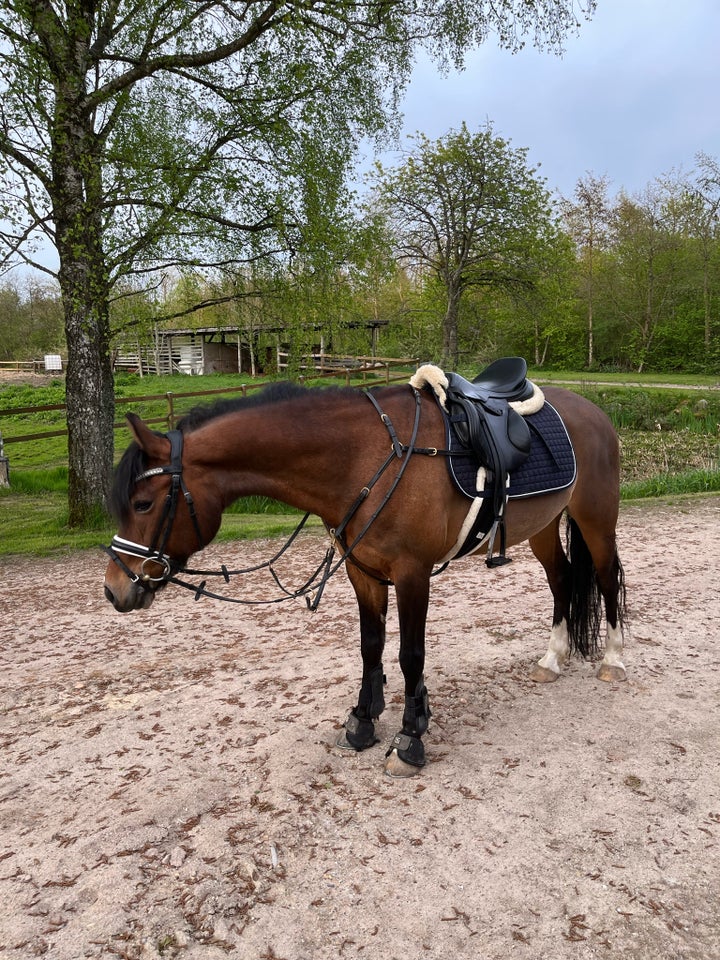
[104,429,204,588]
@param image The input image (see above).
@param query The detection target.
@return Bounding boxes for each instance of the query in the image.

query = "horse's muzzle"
[103,579,158,612]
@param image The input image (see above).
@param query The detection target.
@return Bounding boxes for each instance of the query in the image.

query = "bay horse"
[103,369,626,777]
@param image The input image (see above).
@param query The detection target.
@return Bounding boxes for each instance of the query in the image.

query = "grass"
[529,369,720,387]
[621,469,720,500]
[2,461,717,558]
[4,473,719,558]
[0,367,413,471]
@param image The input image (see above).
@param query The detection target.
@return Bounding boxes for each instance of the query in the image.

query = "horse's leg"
[528,515,572,683]
[337,565,389,751]
[575,522,627,682]
[384,568,432,778]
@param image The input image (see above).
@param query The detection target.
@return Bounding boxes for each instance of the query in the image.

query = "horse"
[103,367,626,778]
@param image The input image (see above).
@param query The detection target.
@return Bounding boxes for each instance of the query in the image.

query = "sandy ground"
[1,495,719,960]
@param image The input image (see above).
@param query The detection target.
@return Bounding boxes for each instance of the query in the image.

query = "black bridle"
[104,429,204,588]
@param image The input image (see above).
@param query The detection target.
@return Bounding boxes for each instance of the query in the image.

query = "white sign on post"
[44,355,62,372]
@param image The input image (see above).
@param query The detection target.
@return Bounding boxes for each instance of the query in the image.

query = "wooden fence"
[0,359,64,374]
[0,357,418,452]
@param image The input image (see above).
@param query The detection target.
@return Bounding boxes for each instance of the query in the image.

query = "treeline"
[0,279,64,360]
[1,153,719,376]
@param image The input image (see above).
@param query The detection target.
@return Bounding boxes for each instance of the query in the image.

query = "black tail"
[566,516,603,658]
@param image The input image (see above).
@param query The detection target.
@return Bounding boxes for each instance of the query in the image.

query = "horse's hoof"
[597,663,627,683]
[384,749,421,779]
[529,664,560,683]
[336,729,356,750]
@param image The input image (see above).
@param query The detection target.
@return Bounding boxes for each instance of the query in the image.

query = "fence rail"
[0,357,418,451]
[0,359,65,374]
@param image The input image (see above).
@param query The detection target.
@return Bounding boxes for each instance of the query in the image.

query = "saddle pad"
[447,401,576,501]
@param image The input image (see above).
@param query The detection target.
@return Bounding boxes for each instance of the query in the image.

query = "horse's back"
[543,385,621,524]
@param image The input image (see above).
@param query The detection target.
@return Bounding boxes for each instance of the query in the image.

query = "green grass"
[0,368,411,470]
[621,469,720,500]
[2,466,718,558]
[0,492,109,554]
[529,369,720,387]
[2,466,68,493]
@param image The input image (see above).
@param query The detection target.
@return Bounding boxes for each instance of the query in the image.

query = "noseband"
[104,429,204,587]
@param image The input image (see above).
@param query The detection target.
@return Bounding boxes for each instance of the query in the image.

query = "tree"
[560,173,611,367]
[371,122,558,366]
[691,153,720,357]
[0,277,64,359]
[608,181,688,373]
[0,0,596,524]
[491,228,578,368]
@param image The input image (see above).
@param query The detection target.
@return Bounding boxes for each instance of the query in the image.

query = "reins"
[106,386,443,609]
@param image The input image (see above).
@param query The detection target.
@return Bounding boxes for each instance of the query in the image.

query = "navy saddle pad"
[448,400,577,501]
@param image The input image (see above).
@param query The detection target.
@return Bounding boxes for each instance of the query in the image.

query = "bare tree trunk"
[442,284,461,368]
[52,98,114,526]
[63,288,114,526]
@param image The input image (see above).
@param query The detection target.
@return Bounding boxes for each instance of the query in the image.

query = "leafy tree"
[608,182,690,373]
[493,228,578,368]
[560,173,611,367]
[690,153,720,359]
[0,0,596,523]
[370,122,560,366]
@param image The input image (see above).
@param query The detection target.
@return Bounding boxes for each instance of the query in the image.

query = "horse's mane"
[110,381,352,520]
[176,380,317,433]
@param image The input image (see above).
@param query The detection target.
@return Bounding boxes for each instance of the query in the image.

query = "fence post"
[166,392,175,430]
[0,432,9,487]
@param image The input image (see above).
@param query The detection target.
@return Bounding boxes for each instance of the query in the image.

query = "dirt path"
[1,496,719,959]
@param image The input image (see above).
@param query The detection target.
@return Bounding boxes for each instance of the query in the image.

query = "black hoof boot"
[385,731,426,767]
[385,677,432,767]
[403,678,431,736]
[341,709,380,751]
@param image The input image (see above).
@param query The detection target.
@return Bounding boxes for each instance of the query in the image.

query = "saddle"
[444,358,535,565]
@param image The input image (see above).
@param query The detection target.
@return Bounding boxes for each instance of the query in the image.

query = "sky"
[368,0,720,200]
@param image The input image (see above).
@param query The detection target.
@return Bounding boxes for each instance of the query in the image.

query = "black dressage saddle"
[444,357,535,564]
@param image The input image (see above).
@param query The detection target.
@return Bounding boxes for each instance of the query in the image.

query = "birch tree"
[560,172,611,367]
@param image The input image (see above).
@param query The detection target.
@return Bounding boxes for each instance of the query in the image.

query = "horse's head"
[103,413,220,612]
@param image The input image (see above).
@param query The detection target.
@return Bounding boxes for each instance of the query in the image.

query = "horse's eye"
[133,500,153,514]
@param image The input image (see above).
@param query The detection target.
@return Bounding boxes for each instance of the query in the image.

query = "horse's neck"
[192,395,362,516]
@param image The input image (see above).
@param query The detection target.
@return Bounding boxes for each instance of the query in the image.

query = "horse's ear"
[126,412,169,458]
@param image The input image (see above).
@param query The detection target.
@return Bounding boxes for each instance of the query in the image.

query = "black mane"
[176,380,317,433]
[111,440,150,522]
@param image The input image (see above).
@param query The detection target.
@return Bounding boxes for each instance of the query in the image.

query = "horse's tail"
[566,515,626,658]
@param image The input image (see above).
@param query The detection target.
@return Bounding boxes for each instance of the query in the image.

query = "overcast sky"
[368,0,720,200]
